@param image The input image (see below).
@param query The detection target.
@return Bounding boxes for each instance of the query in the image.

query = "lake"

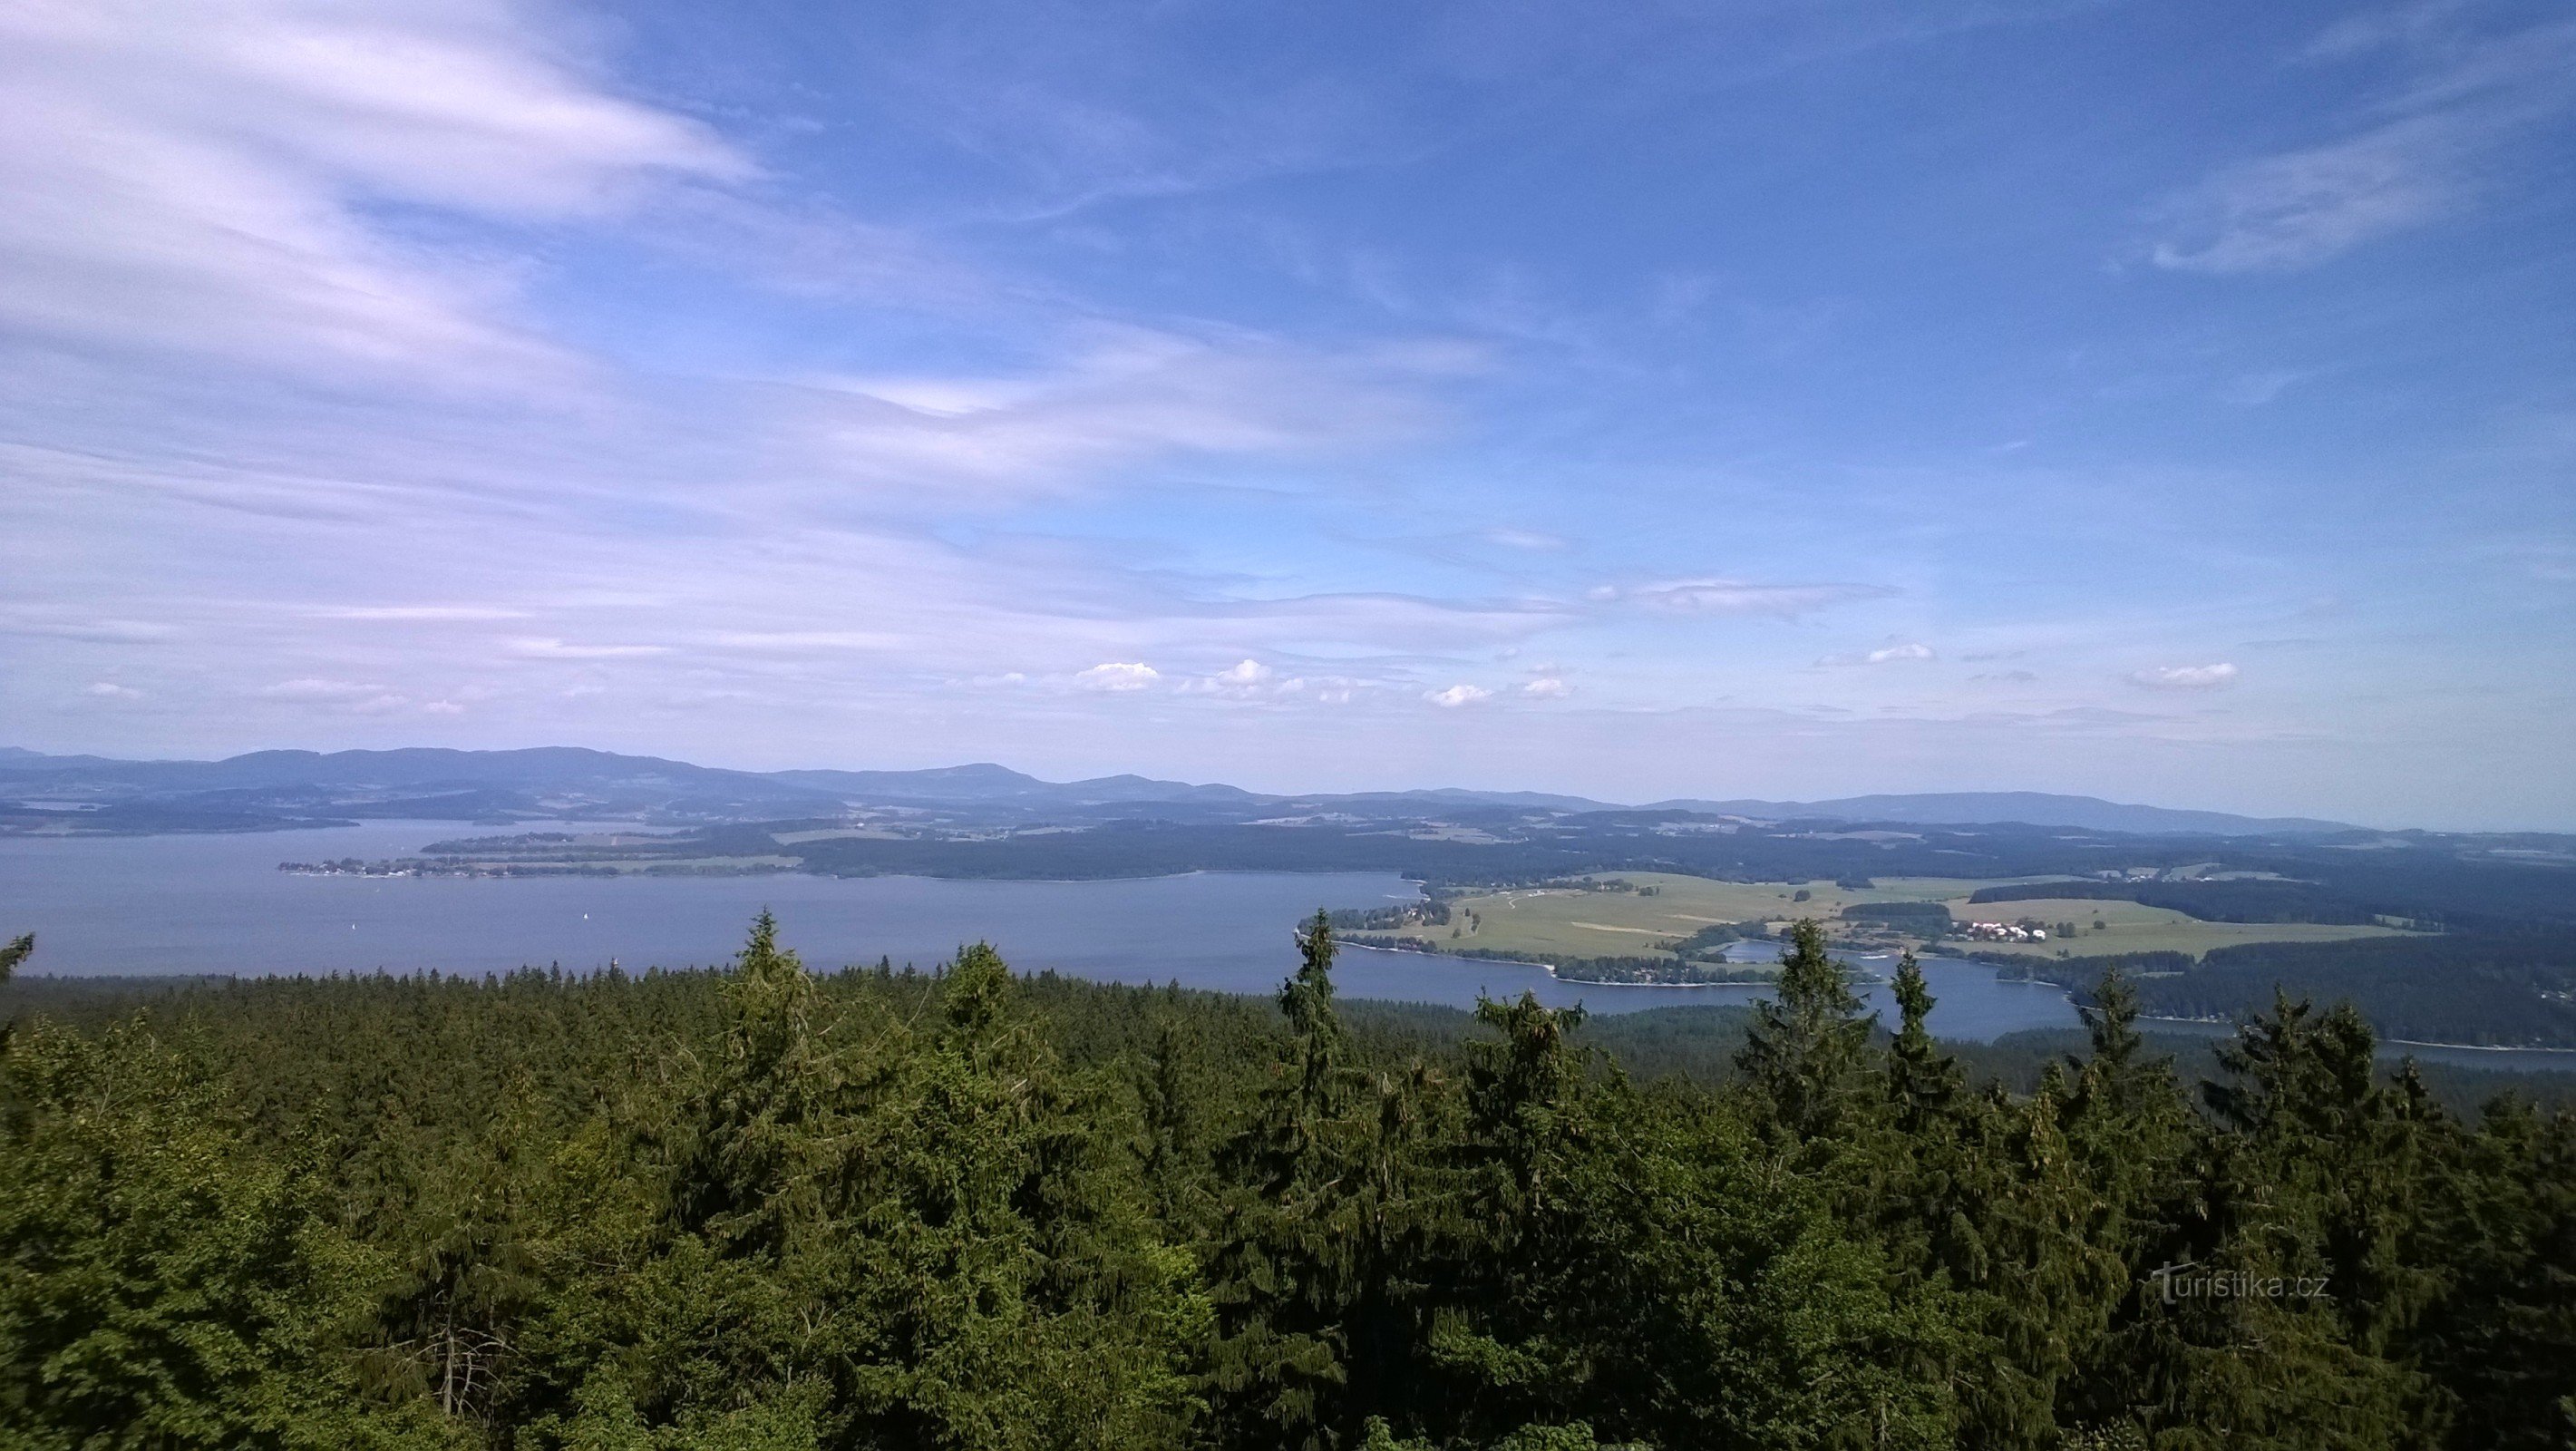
[0,818,2094,1039]
[6,821,2571,1066]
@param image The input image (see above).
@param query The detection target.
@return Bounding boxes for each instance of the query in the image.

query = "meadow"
[1950,894,2417,959]
[1389,872,2416,964]
[1394,872,2005,959]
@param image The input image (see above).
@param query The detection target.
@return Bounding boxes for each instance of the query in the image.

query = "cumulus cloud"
[1424,683,1492,707]
[1521,677,1571,698]
[1075,661,1160,691]
[2129,662,2240,690]
[1178,658,1315,699]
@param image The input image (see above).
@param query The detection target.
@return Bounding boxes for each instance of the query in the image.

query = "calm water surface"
[12,820,2558,1065]
[0,820,2080,1037]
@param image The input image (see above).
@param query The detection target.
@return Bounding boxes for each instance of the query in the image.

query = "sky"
[3,0,2571,828]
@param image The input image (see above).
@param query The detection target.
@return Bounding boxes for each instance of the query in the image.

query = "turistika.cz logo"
[2146,1261,2331,1306]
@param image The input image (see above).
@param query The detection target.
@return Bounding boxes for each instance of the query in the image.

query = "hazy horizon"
[5,0,2571,831]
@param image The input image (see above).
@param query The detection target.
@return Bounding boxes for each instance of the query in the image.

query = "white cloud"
[701,630,909,653]
[1822,640,1938,667]
[2145,121,2457,274]
[83,681,144,699]
[1628,578,1897,617]
[1075,661,1160,691]
[1179,657,1304,698]
[2130,662,2241,690]
[1521,677,1571,698]
[789,326,1444,501]
[2143,15,2576,274]
[0,0,748,383]
[315,605,529,622]
[507,638,672,659]
[1424,683,1492,707]
[0,615,182,643]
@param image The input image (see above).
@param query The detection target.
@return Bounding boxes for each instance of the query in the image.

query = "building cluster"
[1960,920,2048,942]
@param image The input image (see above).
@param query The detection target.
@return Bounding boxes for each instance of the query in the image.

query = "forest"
[2,917,2572,1450]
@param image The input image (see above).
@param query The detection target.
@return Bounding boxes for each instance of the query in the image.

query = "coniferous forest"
[3,916,2572,1451]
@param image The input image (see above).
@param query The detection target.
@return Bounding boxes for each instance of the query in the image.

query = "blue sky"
[3,0,2571,827]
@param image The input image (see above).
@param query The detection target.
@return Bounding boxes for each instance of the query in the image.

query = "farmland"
[1361,872,2021,961]
[1352,872,2422,965]
[1944,894,2416,959]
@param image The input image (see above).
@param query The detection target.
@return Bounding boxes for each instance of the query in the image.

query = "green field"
[1944,895,2415,959]
[1383,872,2019,961]
[1362,872,2419,964]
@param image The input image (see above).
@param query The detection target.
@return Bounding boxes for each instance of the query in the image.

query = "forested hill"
[3,918,2570,1449]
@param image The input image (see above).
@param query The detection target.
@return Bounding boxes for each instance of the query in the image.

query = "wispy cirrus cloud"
[506,638,672,660]
[782,326,1457,501]
[1613,578,1899,618]
[312,605,530,623]
[0,613,183,644]
[2143,9,2576,273]
[0,0,749,385]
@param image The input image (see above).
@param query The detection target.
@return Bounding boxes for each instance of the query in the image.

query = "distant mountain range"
[0,745,2358,837]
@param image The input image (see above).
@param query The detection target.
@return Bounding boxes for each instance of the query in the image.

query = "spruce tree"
[1737,919,1872,1143]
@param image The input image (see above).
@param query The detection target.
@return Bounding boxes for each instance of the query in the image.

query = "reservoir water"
[1,819,2083,1037]
[4,821,2569,1066]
